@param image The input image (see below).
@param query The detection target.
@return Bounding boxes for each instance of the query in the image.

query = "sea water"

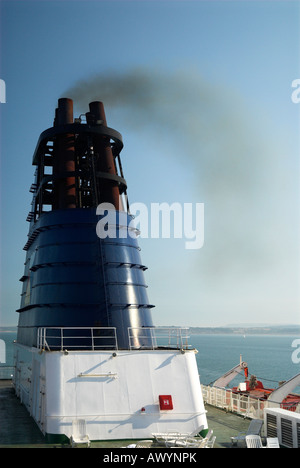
[193,334,300,392]
[1,331,300,392]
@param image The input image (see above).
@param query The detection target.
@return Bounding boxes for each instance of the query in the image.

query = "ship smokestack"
[14,97,209,442]
[86,101,123,210]
[53,98,76,209]
[17,98,154,349]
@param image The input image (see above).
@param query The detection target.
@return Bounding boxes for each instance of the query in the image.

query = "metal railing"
[128,327,191,350]
[37,327,118,351]
[201,384,300,420]
[36,326,191,352]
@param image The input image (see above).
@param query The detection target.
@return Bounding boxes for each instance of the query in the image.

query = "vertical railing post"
[150,327,155,350]
[128,328,131,350]
[91,328,94,351]
[114,328,118,350]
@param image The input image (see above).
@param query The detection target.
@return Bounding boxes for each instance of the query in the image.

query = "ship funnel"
[17,99,154,349]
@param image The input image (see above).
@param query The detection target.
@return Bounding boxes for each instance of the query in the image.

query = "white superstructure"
[13,327,208,442]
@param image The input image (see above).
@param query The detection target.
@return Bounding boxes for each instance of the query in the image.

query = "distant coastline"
[188,325,300,335]
[1,325,300,336]
[0,327,18,333]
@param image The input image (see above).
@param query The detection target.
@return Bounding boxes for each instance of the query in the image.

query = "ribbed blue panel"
[17,208,154,349]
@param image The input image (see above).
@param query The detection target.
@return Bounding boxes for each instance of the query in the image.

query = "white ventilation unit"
[264,408,300,448]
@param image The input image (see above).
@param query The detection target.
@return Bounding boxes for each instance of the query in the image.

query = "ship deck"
[0,379,252,449]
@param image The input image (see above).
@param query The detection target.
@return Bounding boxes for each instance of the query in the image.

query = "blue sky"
[0,0,299,327]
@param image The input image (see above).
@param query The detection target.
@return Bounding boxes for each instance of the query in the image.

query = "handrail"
[201,384,300,419]
[36,326,191,352]
[37,327,118,351]
[78,372,118,379]
[127,327,191,350]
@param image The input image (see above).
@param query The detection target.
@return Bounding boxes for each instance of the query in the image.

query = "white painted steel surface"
[14,343,208,441]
